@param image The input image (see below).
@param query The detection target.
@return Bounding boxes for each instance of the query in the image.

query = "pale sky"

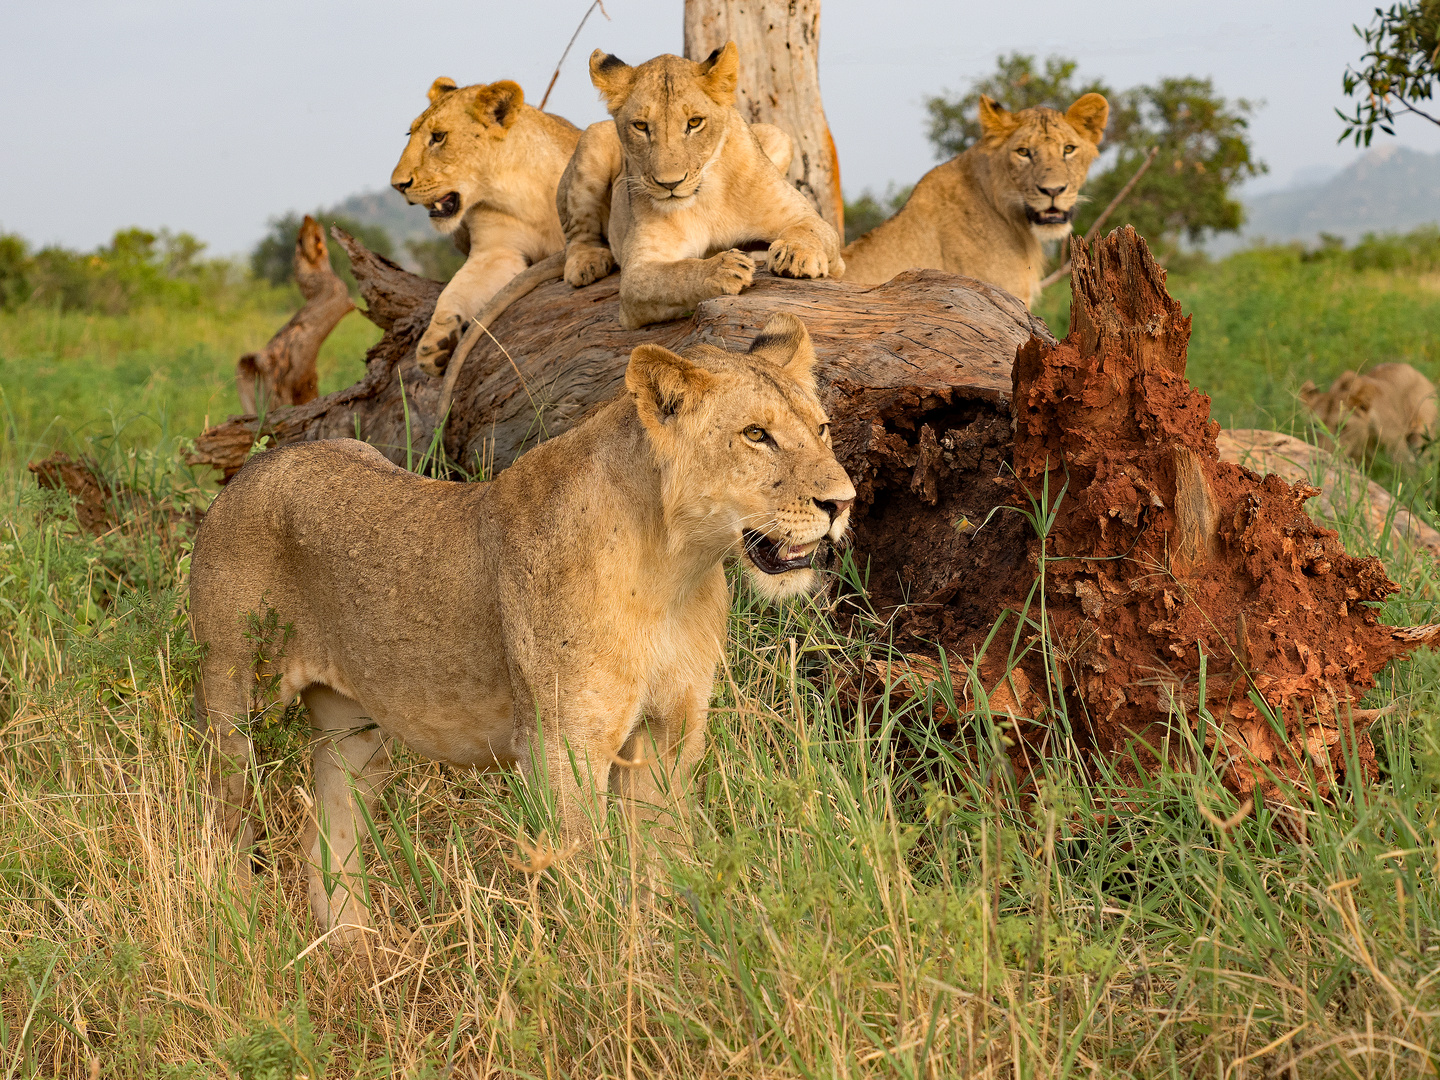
[3,0,1436,256]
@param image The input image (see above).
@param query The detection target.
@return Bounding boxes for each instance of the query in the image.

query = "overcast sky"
[3,0,1437,256]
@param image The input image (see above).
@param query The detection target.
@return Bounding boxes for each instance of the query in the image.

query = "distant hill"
[323,188,436,249]
[1212,145,1440,253]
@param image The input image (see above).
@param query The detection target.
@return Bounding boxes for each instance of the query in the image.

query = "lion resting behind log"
[1300,362,1438,464]
[558,42,844,329]
[841,94,1108,308]
[189,314,855,941]
[390,77,580,374]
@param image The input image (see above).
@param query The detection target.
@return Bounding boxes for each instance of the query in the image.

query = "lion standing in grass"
[390,78,580,373]
[841,94,1109,308]
[557,42,844,329]
[189,314,855,942]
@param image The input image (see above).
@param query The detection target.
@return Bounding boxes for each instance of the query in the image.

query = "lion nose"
[1038,184,1066,199]
[393,178,413,193]
[815,496,855,522]
[655,175,687,191]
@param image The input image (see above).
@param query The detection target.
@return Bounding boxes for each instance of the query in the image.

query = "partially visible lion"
[840,94,1110,308]
[189,313,855,941]
[391,78,580,373]
[557,42,844,329]
[1300,362,1438,464]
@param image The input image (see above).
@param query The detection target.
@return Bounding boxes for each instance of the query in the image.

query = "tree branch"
[538,0,609,111]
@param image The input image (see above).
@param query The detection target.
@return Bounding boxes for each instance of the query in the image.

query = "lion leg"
[767,218,843,280]
[418,248,531,375]
[615,686,709,851]
[301,685,391,944]
[617,251,755,330]
[194,653,258,859]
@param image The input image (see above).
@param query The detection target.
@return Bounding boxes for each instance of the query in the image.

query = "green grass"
[1035,247,1440,432]
[3,249,1440,1076]
[0,301,381,461]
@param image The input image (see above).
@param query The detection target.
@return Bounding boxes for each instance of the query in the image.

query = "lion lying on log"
[189,314,855,941]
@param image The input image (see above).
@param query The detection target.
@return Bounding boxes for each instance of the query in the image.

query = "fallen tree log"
[192,228,1046,619]
[235,215,353,413]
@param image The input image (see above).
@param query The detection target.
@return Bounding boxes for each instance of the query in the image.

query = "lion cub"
[841,94,1109,308]
[1300,362,1438,464]
[557,42,845,329]
[391,77,580,373]
[190,313,855,941]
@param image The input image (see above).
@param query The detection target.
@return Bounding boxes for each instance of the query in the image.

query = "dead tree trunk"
[683,0,844,234]
[236,215,353,413]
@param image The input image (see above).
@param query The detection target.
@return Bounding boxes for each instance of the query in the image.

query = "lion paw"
[417,314,463,376]
[565,244,616,288]
[704,250,755,297]
[767,237,829,280]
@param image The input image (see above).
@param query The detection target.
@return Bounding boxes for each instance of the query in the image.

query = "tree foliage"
[405,236,467,282]
[250,213,395,293]
[924,55,1265,254]
[1340,1,1440,144]
[842,185,912,245]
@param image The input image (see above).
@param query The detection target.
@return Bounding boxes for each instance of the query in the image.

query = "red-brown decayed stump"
[1009,226,1432,797]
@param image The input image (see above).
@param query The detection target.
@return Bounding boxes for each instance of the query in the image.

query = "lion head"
[978,93,1109,242]
[587,42,741,208]
[625,313,855,601]
[390,78,527,235]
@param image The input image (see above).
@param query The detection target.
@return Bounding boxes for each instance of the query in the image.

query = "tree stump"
[235,215,354,413]
[986,226,1438,798]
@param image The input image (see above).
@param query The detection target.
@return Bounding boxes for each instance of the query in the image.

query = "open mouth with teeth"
[1026,206,1073,226]
[428,192,461,219]
[742,530,819,575]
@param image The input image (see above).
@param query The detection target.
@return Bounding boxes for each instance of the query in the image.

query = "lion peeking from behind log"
[1300,362,1438,465]
[391,77,580,373]
[190,313,855,942]
[842,94,1109,307]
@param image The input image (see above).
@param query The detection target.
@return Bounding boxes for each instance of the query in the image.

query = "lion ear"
[428,77,458,104]
[1298,380,1319,406]
[978,96,1019,143]
[697,41,740,106]
[748,313,817,389]
[590,50,635,111]
[627,344,717,436]
[471,80,524,129]
[1065,93,1110,146]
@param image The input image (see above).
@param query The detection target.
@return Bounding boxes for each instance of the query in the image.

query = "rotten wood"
[683,0,844,234]
[235,215,354,414]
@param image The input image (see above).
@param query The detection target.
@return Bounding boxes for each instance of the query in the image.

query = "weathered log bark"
[191,228,1046,617]
[984,226,1440,799]
[683,0,843,234]
[235,215,353,413]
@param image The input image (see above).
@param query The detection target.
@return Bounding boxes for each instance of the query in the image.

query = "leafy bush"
[842,184,913,244]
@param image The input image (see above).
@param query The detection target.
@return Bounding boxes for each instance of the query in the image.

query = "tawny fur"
[557,42,843,329]
[391,77,580,374]
[841,94,1109,308]
[1300,362,1438,464]
[189,314,856,942]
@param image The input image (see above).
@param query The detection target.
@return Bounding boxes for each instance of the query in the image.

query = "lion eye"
[1064,144,1077,155]
[430,131,447,146]
[818,423,829,439]
[632,120,649,133]
[1015,147,1031,158]
[687,116,705,130]
[743,425,768,444]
